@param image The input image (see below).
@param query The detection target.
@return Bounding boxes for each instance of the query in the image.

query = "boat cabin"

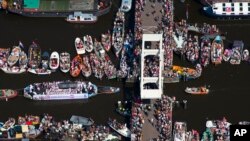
[212,2,250,15]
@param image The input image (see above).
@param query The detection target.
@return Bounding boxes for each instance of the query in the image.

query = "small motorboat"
[222,49,231,62]
[200,37,211,67]
[28,68,52,75]
[101,31,112,52]
[70,115,94,126]
[60,52,71,73]
[174,122,187,141]
[104,53,117,79]
[28,42,41,69]
[18,115,40,125]
[0,48,10,68]
[108,119,131,138]
[0,89,18,100]
[172,64,202,80]
[49,51,60,70]
[89,53,105,79]
[70,55,83,77]
[94,39,105,59]
[41,51,50,70]
[242,49,249,61]
[19,51,28,69]
[82,55,92,78]
[7,46,21,67]
[75,37,85,54]
[97,86,120,94]
[211,36,224,65]
[185,86,209,95]
[1,118,15,131]
[83,35,94,53]
[230,40,244,65]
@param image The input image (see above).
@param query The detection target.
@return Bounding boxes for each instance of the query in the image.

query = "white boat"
[75,37,86,54]
[108,119,131,138]
[28,68,52,75]
[1,118,15,131]
[174,122,187,141]
[242,49,249,61]
[60,52,70,73]
[19,51,28,69]
[222,49,232,62]
[203,2,250,19]
[82,56,92,78]
[7,46,21,67]
[23,81,98,100]
[1,66,26,74]
[49,51,60,70]
[83,35,94,52]
[66,12,98,23]
[120,0,132,12]
[94,39,105,59]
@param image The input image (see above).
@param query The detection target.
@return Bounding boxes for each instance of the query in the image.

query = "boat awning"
[24,0,40,9]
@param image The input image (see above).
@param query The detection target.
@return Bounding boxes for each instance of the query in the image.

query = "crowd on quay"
[131,102,144,141]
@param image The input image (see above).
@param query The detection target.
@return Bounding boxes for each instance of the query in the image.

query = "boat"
[200,37,211,67]
[0,48,10,68]
[101,31,112,51]
[94,39,105,59]
[103,53,117,79]
[49,51,60,70]
[222,49,232,62]
[66,12,98,23]
[19,51,28,68]
[203,2,250,19]
[1,66,26,74]
[0,89,18,100]
[23,81,98,100]
[83,35,94,52]
[70,115,94,126]
[242,49,249,61]
[97,86,120,94]
[163,69,180,83]
[112,10,125,58]
[82,56,92,78]
[1,118,15,131]
[70,55,83,77]
[60,52,71,73]
[27,68,52,75]
[172,64,202,80]
[7,46,21,67]
[18,115,40,125]
[41,51,50,70]
[108,119,131,138]
[116,101,131,117]
[185,86,209,95]
[211,36,224,65]
[75,37,85,55]
[6,0,112,17]
[239,121,250,125]
[28,42,41,69]
[230,40,244,65]
[120,0,132,12]
[173,122,187,141]
[89,53,105,79]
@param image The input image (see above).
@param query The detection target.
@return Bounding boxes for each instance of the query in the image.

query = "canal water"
[0,0,249,134]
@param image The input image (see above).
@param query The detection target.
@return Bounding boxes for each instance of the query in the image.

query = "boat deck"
[23,0,95,11]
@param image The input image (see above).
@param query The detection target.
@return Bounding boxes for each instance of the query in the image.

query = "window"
[248,3,250,6]
[240,13,243,15]
[223,3,225,7]
[222,13,226,15]
[248,7,250,11]
[232,8,234,11]
[231,13,235,15]
[213,7,218,10]
[240,3,243,7]
[223,8,226,11]
[231,3,234,6]
[240,7,243,11]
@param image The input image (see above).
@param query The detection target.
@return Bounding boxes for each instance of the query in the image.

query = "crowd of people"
[131,103,144,141]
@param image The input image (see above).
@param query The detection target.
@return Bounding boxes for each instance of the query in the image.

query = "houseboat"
[66,12,98,23]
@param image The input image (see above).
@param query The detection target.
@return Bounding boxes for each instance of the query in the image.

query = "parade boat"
[185,86,209,95]
[203,2,250,19]
[108,119,131,138]
[70,115,94,126]
[112,9,125,58]
[211,36,224,65]
[0,89,18,100]
[28,42,41,69]
[70,55,83,77]
[120,0,132,12]
[49,51,60,70]
[94,39,105,59]
[174,122,187,141]
[230,40,244,65]
[66,12,97,23]
[1,118,15,131]
[7,46,21,67]
[172,64,202,80]
[75,37,85,55]
[222,49,232,62]
[60,52,70,73]
[82,56,92,78]
[200,37,211,67]
[97,86,120,94]
[242,49,249,61]
[101,31,112,52]
[83,35,94,53]
[0,48,10,68]
[27,68,52,75]
[23,81,98,100]
[41,51,50,70]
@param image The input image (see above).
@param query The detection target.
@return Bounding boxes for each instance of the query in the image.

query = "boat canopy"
[24,0,40,9]
[215,35,221,41]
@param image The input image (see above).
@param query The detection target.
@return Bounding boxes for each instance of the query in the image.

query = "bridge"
[140,34,164,99]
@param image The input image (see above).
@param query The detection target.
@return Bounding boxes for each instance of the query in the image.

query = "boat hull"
[1,67,26,74]
[28,68,51,75]
[24,93,90,101]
